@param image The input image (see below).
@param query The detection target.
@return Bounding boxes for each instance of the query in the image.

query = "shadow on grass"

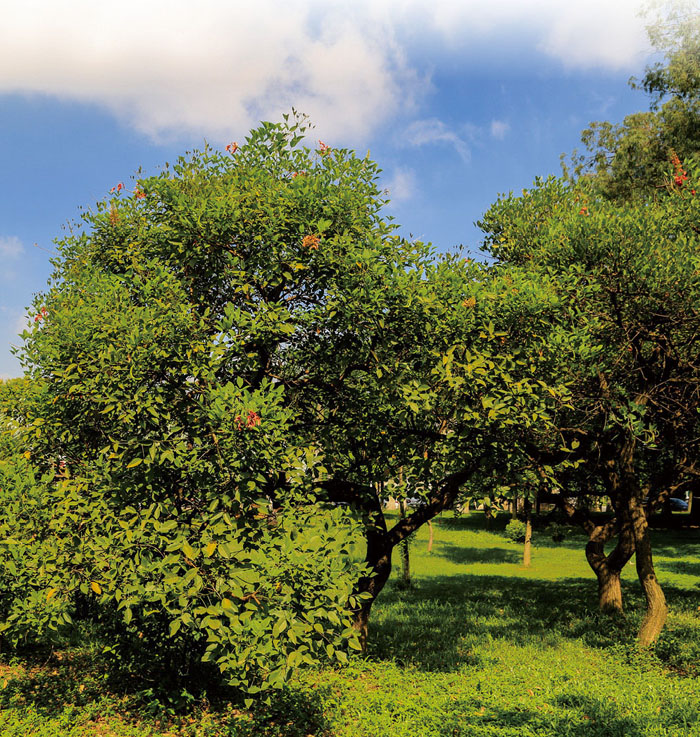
[456,697,697,737]
[656,558,700,579]
[435,542,521,566]
[0,649,330,737]
[368,573,640,671]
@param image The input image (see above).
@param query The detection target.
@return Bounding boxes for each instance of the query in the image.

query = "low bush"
[504,518,527,543]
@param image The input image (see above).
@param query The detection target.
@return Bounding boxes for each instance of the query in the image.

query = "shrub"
[4,115,404,699]
[504,519,527,543]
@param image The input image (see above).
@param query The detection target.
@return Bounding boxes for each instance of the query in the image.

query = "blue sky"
[0,0,663,378]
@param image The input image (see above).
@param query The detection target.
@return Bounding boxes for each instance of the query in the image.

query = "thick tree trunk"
[629,494,668,646]
[584,511,635,613]
[352,547,392,650]
[342,463,482,650]
[614,428,668,646]
[352,494,392,650]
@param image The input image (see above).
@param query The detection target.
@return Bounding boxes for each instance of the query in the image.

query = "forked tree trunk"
[585,511,635,613]
[347,465,482,650]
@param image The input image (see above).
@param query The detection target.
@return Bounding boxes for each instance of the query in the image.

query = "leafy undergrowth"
[1,513,699,736]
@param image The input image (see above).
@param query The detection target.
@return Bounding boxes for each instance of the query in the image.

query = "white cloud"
[537,0,650,69]
[0,236,24,281]
[0,0,422,144]
[490,120,510,140]
[402,118,471,162]
[391,0,650,70]
[0,236,23,260]
[384,166,417,204]
[0,0,651,143]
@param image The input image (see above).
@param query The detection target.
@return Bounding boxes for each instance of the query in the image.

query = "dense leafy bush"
[1,116,420,697]
[503,519,527,543]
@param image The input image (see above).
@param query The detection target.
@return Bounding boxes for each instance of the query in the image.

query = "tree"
[564,3,700,202]
[478,167,700,645]
[312,249,571,644]
[10,116,423,696]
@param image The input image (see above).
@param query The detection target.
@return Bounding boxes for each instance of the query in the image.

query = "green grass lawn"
[1,513,699,736]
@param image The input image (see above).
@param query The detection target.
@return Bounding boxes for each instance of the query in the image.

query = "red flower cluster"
[291,171,306,179]
[134,187,146,199]
[110,182,125,194]
[226,142,239,154]
[302,234,320,250]
[671,152,689,187]
[579,206,589,216]
[34,306,48,323]
[318,140,330,154]
[235,410,262,431]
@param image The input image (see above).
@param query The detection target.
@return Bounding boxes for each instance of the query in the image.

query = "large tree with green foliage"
[479,162,700,645]
[7,117,419,697]
[4,110,571,686]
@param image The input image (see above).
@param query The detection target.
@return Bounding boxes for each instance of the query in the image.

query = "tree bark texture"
[352,490,392,651]
[618,432,668,646]
[350,463,482,649]
[629,493,668,646]
[584,509,635,612]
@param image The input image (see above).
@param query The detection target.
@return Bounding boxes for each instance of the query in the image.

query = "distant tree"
[563,3,700,202]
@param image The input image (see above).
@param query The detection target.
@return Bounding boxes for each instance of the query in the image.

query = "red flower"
[134,187,146,199]
[579,207,589,215]
[226,142,239,154]
[675,175,687,187]
[318,140,330,154]
[302,234,320,250]
[234,411,262,430]
[110,182,125,194]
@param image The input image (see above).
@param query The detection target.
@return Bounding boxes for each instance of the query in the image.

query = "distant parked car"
[670,497,689,512]
[642,496,689,512]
